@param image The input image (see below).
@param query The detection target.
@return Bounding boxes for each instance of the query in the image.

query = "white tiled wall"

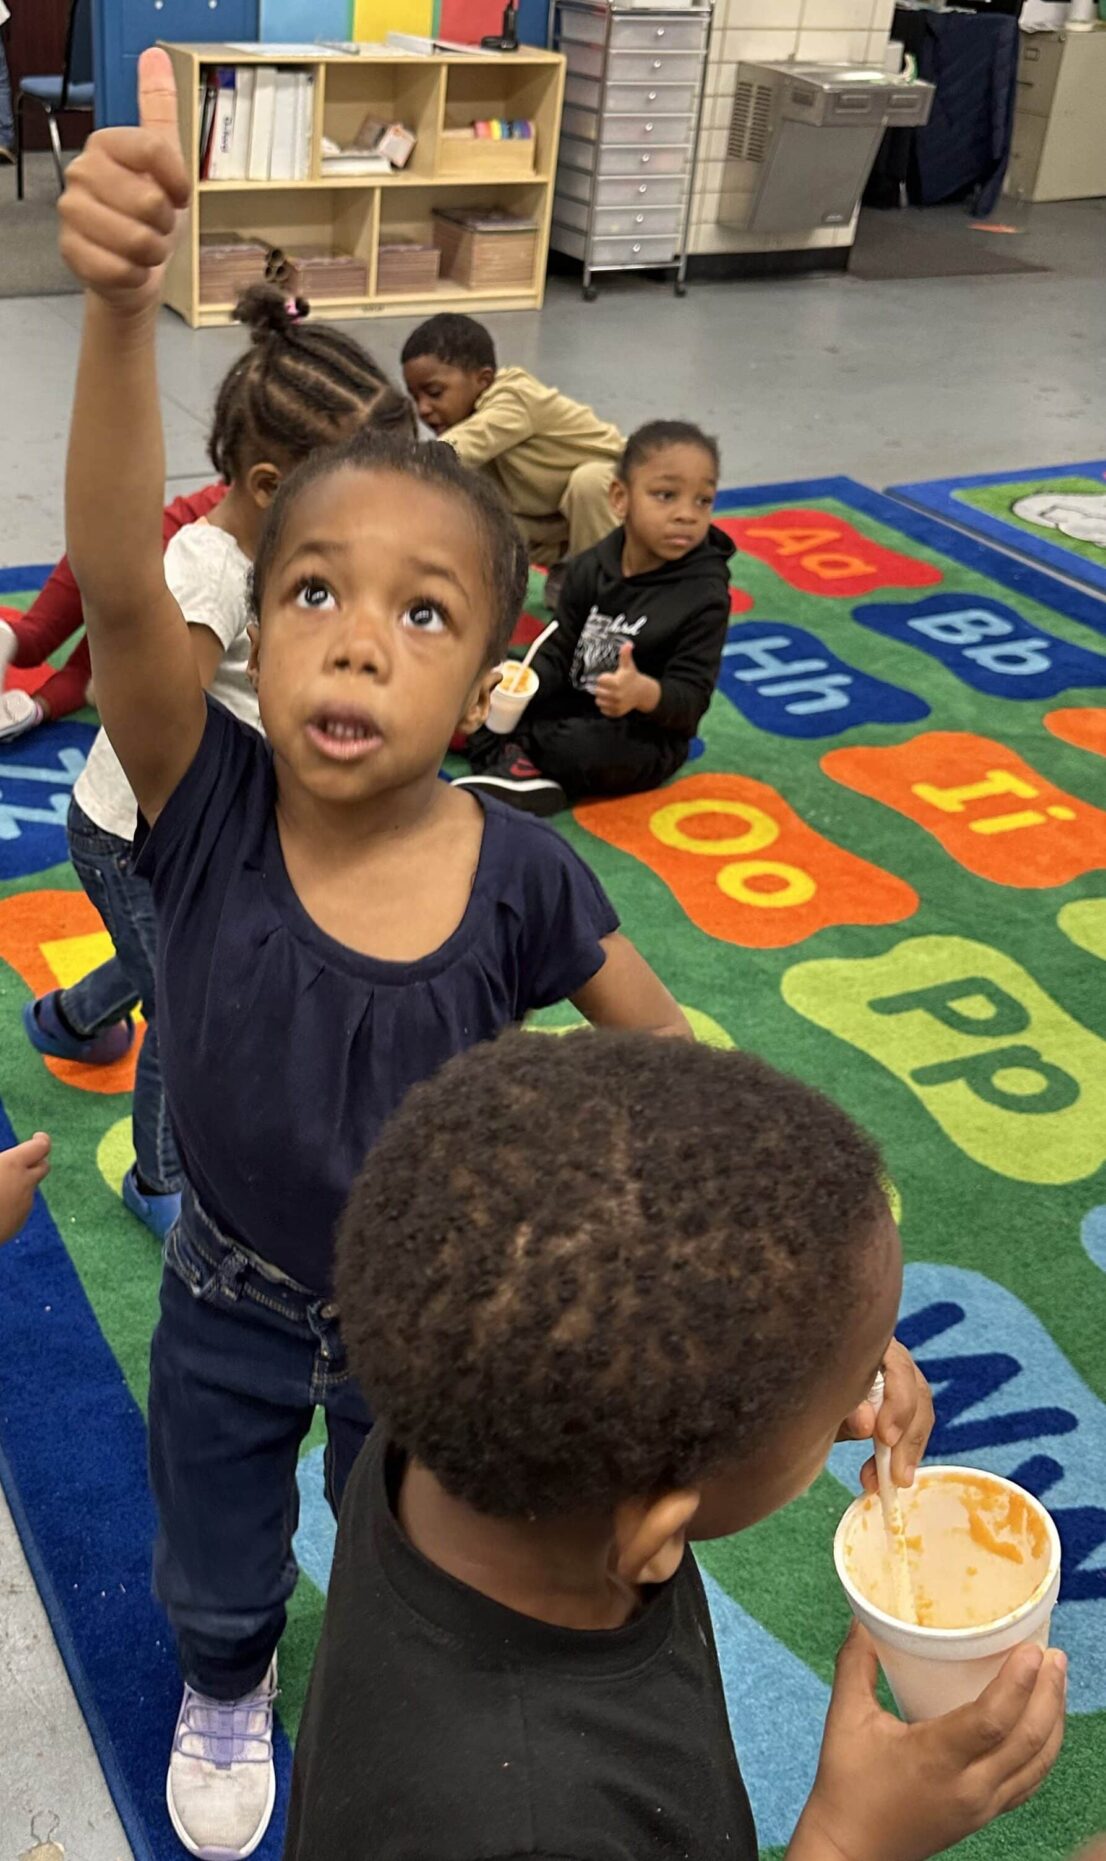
[689,0,893,256]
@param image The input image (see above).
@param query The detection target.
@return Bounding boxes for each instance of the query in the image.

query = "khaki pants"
[502,459,618,566]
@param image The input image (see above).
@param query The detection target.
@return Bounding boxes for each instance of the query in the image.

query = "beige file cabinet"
[1005,26,1106,203]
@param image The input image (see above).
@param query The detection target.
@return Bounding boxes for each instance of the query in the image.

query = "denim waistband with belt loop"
[169,1186,341,1326]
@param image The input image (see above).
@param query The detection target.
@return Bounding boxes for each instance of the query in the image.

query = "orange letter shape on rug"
[574,773,917,949]
[0,889,141,1094]
[1044,707,1106,761]
[716,509,942,598]
[822,732,1106,888]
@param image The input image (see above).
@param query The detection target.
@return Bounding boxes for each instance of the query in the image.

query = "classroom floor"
[0,193,1104,1860]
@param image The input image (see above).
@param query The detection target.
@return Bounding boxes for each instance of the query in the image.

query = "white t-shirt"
[73,522,260,843]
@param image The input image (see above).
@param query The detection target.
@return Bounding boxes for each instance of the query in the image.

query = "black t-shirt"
[284,1434,757,1861]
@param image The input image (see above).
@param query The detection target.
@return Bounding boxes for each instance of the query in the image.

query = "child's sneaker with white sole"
[166,1658,277,1859]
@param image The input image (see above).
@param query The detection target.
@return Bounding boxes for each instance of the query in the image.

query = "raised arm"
[58,49,206,825]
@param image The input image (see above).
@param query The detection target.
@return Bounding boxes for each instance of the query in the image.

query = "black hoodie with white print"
[528,522,734,744]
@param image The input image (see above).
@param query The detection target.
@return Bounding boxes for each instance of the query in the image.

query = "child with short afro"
[286,1030,1066,1861]
[402,312,624,578]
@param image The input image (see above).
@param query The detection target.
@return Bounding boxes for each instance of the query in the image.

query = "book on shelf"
[198,74,218,179]
[247,66,277,180]
[226,66,255,181]
[203,70,238,180]
[269,69,299,179]
[293,69,316,180]
[198,66,315,184]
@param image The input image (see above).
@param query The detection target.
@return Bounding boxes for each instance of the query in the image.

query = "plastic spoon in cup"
[869,1371,918,1625]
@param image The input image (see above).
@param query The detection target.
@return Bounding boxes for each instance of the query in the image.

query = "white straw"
[519,618,558,672]
[870,1373,918,1625]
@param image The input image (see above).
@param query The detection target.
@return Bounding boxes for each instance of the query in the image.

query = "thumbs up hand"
[595,641,653,718]
[58,48,190,314]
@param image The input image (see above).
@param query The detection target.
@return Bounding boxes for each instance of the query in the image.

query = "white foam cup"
[486,661,539,735]
[834,1466,1061,1722]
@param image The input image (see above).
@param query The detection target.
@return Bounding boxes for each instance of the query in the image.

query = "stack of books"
[198,66,316,183]
[198,232,271,305]
[432,208,539,291]
[376,239,441,295]
[277,245,369,300]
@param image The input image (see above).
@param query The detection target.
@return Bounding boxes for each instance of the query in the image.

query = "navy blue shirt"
[135,701,619,1290]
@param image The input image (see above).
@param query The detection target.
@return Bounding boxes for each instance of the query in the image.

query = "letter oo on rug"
[573,772,917,950]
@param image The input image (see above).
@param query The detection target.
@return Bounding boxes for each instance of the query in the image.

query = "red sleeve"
[36,638,93,720]
[6,483,225,718]
[7,555,84,665]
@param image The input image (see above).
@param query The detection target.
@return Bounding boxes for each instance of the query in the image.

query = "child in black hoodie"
[455,421,732,815]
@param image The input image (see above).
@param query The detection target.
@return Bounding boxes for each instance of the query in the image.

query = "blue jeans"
[60,797,181,1194]
[149,1190,373,1700]
[0,46,13,150]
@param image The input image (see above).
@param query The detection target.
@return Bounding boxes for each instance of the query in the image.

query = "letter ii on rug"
[822,732,1106,888]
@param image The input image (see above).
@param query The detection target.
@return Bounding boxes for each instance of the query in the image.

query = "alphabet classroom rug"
[2,481,1106,1860]
[890,460,1106,602]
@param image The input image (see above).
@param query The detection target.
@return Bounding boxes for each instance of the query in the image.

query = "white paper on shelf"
[226,66,255,180]
[247,67,278,181]
[269,69,300,180]
[296,71,316,180]
[317,41,397,55]
[226,42,323,55]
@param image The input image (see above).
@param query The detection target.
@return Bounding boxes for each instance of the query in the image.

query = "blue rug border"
[884,460,1106,602]
[1,481,1104,1859]
[0,1099,294,1857]
[0,564,56,595]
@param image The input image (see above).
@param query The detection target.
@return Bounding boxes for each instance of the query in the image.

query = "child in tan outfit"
[402,313,624,567]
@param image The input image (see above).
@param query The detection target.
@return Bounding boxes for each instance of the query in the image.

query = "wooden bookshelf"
[161,42,566,328]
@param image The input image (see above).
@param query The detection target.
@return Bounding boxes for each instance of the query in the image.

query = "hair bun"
[232,283,310,341]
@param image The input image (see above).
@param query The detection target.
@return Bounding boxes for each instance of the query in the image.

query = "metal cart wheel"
[674,280,687,297]
[582,281,599,301]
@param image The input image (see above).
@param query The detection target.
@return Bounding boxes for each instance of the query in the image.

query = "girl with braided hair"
[23,283,412,1240]
[57,54,687,1856]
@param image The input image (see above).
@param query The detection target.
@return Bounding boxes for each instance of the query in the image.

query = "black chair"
[15,0,95,201]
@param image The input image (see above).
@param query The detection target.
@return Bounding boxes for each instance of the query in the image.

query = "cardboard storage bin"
[431,208,539,289]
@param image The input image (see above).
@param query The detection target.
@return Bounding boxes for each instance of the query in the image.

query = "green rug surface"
[1,480,1105,1858]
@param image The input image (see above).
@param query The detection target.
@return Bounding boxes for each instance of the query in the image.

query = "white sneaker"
[166,1658,277,1859]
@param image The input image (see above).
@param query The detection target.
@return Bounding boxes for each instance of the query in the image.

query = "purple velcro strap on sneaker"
[23,992,135,1066]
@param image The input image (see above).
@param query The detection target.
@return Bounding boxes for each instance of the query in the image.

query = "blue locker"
[93,0,260,126]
